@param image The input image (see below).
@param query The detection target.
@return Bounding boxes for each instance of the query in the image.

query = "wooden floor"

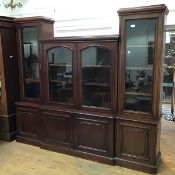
[0,118,175,175]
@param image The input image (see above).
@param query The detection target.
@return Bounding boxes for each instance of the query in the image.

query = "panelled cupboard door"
[42,42,77,106]
[77,42,117,111]
[16,107,39,140]
[41,111,72,148]
[73,113,114,157]
[118,12,166,119]
[115,119,155,163]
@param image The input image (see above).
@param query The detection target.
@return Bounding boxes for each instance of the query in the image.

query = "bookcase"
[117,4,168,173]
[15,4,168,174]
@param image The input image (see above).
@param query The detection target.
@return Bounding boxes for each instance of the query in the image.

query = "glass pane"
[21,27,40,98]
[162,31,175,104]
[82,47,111,108]
[48,47,73,103]
[124,19,156,112]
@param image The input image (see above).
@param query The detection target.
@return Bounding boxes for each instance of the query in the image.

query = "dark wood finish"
[77,41,118,111]
[16,35,118,165]
[0,115,16,141]
[115,119,156,161]
[117,4,168,15]
[118,4,168,119]
[74,113,114,157]
[16,106,39,139]
[40,141,114,165]
[0,16,19,141]
[14,17,54,101]
[40,38,118,112]
[16,104,40,146]
[15,5,167,174]
[115,119,160,173]
[116,4,168,174]
[41,111,72,148]
[41,42,76,106]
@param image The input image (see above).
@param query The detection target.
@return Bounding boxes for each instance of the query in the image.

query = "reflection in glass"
[82,47,111,108]
[124,19,156,112]
[21,27,40,98]
[48,47,73,103]
[162,31,175,103]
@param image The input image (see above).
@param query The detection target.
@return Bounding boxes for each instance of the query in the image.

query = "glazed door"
[77,42,117,111]
[119,17,158,116]
[43,43,76,106]
[18,26,41,100]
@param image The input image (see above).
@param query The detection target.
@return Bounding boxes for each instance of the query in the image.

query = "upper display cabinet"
[41,38,118,111]
[118,4,169,118]
[14,17,54,101]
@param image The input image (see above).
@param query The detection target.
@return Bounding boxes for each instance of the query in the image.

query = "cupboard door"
[116,119,155,164]
[19,27,40,99]
[41,112,71,148]
[74,114,114,156]
[16,107,39,140]
[77,42,117,110]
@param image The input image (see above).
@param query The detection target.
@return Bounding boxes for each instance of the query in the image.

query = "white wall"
[0,0,13,16]
[0,0,175,36]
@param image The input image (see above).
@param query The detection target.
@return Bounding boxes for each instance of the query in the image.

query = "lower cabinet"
[15,104,161,173]
[39,111,115,164]
[74,114,114,157]
[41,111,72,148]
[16,106,40,145]
[115,119,160,173]
[16,103,115,161]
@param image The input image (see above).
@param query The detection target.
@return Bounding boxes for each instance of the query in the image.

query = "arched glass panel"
[81,47,111,108]
[48,47,73,103]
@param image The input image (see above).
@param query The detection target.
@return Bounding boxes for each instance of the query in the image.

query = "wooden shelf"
[126,91,151,96]
[22,43,38,46]
[163,83,173,87]
[83,82,110,87]
[49,63,71,67]
[24,78,40,84]
[165,56,174,59]
[50,80,72,84]
[57,87,73,91]
[127,44,154,48]
[83,65,110,68]
[126,67,152,70]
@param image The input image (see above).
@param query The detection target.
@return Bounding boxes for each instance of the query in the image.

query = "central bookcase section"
[15,4,168,174]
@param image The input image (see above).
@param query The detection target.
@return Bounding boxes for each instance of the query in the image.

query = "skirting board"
[0,114,16,141]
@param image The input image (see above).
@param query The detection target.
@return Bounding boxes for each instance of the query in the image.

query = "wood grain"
[0,118,174,175]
